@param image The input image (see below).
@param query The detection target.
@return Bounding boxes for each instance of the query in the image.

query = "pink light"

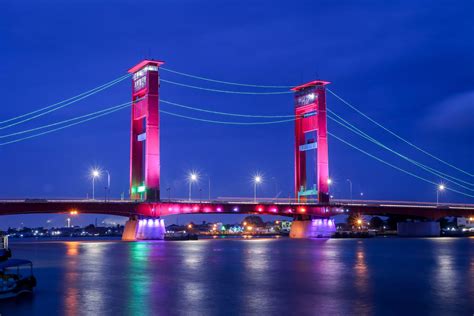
[287,208,293,213]
[193,206,199,211]
[217,207,222,212]
[257,207,263,212]
[271,207,277,213]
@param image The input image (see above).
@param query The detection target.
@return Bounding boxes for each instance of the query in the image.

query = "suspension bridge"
[0,59,473,239]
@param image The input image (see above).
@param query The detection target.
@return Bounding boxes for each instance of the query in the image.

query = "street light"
[104,170,111,201]
[254,175,262,203]
[189,173,198,201]
[346,179,353,202]
[327,178,332,185]
[91,169,100,200]
[437,184,445,205]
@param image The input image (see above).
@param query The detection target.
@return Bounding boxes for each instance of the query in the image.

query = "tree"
[369,216,384,229]
[242,215,264,227]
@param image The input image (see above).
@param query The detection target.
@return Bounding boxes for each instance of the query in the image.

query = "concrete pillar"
[122,218,139,241]
[290,218,336,238]
[122,218,166,241]
[397,221,440,237]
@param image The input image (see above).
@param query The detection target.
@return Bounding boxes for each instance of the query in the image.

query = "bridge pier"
[397,221,440,237]
[289,217,336,238]
[122,217,165,241]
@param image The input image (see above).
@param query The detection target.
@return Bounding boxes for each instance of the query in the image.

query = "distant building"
[457,217,474,229]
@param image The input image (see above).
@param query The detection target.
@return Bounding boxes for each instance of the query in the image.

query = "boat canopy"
[0,259,32,269]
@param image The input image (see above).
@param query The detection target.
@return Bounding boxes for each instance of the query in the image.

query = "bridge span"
[1,199,472,221]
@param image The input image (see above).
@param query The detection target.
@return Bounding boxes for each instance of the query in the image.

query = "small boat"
[0,259,37,299]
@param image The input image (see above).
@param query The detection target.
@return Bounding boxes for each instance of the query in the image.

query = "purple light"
[217,207,222,212]
[233,207,239,212]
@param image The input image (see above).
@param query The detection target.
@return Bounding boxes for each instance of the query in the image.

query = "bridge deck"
[0,199,473,220]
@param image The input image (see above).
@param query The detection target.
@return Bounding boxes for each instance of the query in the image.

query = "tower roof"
[128,59,165,74]
[291,80,330,92]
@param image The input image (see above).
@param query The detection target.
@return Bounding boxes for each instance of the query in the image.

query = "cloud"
[422,91,474,133]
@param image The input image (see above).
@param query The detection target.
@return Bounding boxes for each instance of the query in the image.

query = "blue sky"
[0,0,473,228]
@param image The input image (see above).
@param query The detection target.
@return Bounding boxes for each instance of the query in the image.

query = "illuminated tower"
[128,60,164,201]
[292,80,330,203]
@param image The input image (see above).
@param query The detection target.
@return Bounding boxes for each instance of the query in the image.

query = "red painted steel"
[0,200,472,221]
[293,80,330,203]
[128,60,163,200]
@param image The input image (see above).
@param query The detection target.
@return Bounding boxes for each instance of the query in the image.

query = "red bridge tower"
[292,80,330,203]
[128,60,164,201]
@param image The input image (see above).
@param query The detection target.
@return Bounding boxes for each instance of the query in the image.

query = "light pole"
[189,173,198,201]
[437,184,445,205]
[254,175,262,203]
[104,170,111,201]
[91,169,100,200]
[346,179,353,202]
[327,178,332,203]
[205,174,211,201]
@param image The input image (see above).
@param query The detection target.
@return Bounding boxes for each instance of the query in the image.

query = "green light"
[137,185,146,193]
[131,187,137,194]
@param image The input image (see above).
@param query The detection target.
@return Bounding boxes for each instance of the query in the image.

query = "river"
[1,237,474,315]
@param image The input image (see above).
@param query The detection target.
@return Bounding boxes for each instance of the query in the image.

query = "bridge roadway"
[0,198,473,220]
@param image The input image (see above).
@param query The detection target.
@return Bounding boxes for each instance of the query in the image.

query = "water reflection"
[64,242,80,315]
[5,238,474,315]
[66,241,79,256]
[353,241,372,315]
[127,242,151,314]
[432,239,458,306]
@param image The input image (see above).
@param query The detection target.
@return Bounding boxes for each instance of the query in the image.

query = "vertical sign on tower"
[128,60,164,201]
[292,80,330,203]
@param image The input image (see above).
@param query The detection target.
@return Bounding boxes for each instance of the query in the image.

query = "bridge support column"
[122,218,166,241]
[290,217,336,238]
[397,221,440,237]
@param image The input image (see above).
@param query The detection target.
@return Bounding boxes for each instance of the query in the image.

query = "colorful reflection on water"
[3,238,474,315]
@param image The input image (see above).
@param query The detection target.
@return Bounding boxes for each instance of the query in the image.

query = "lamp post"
[204,174,211,201]
[104,170,111,201]
[254,175,262,203]
[189,173,198,201]
[91,169,100,200]
[346,179,353,202]
[437,184,445,205]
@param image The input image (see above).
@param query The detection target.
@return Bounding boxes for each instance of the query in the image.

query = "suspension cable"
[0,100,137,139]
[160,66,472,178]
[160,67,293,89]
[328,109,474,186]
[0,74,130,128]
[0,103,130,146]
[160,79,292,95]
[328,113,474,192]
[160,99,296,118]
[328,131,474,198]
[327,88,474,178]
[159,110,298,125]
